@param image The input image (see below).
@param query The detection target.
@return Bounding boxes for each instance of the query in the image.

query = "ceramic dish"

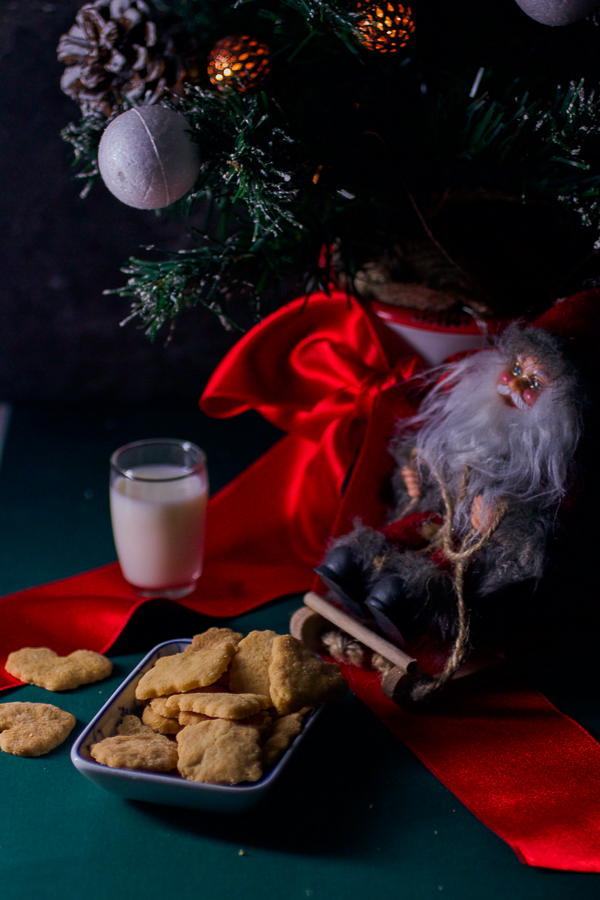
[71,639,322,811]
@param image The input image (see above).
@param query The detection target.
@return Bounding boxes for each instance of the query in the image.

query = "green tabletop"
[0,403,598,900]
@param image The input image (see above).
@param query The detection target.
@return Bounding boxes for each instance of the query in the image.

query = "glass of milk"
[110,439,208,599]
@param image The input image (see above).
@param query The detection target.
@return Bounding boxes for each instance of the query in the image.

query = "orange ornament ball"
[355,1,415,53]
[207,35,270,92]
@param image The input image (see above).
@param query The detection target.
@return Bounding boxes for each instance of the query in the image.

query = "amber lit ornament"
[207,35,270,92]
[355,1,415,53]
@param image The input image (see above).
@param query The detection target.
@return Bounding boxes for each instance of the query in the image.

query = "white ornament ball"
[98,106,201,210]
[514,0,600,25]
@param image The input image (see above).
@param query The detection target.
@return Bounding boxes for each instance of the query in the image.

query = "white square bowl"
[71,639,322,811]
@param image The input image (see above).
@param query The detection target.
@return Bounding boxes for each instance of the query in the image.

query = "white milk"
[110,464,208,592]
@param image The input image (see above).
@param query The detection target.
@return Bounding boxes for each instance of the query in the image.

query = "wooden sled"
[290,591,505,705]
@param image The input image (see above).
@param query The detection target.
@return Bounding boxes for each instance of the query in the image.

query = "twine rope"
[410,458,507,701]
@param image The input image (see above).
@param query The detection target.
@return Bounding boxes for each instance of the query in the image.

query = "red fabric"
[533,287,600,349]
[1,289,600,872]
[342,663,600,872]
[199,291,422,602]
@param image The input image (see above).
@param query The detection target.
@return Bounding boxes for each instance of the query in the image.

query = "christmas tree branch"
[461,79,600,237]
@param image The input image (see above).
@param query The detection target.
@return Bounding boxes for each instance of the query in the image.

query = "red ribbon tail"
[342,663,600,872]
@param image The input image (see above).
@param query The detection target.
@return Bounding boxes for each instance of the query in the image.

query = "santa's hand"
[471,495,495,532]
[401,466,420,499]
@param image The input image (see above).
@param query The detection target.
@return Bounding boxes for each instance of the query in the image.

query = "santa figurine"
[315,320,585,700]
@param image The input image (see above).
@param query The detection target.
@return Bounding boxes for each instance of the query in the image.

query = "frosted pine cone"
[57,0,197,116]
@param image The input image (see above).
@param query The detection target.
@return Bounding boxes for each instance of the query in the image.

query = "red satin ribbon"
[342,664,600,872]
[198,291,421,604]
[1,290,600,872]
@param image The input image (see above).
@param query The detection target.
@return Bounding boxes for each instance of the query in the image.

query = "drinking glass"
[110,439,208,599]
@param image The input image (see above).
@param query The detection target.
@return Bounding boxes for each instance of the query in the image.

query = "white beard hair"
[401,349,581,534]
[496,382,529,411]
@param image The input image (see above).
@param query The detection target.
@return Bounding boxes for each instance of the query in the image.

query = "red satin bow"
[197,291,422,615]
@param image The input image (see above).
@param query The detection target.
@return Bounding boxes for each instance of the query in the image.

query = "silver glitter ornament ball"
[98,106,201,210]
[514,0,600,24]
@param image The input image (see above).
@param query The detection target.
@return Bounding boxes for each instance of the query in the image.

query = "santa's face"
[409,341,578,520]
[497,355,549,410]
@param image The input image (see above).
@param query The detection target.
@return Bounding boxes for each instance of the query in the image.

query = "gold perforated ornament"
[355,1,415,53]
[207,35,270,92]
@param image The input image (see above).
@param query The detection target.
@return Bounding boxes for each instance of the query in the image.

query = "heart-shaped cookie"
[5,647,112,691]
[0,701,75,756]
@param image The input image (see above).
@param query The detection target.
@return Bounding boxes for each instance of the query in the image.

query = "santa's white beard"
[402,350,580,533]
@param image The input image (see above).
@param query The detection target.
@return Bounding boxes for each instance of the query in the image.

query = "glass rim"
[110,438,206,483]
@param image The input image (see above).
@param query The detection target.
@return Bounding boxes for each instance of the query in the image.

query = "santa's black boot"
[364,575,411,646]
[314,546,371,620]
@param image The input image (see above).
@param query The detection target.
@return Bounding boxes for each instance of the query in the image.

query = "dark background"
[0,0,239,403]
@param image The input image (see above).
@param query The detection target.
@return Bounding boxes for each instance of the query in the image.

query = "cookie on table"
[5,647,112,691]
[0,701,76,757]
